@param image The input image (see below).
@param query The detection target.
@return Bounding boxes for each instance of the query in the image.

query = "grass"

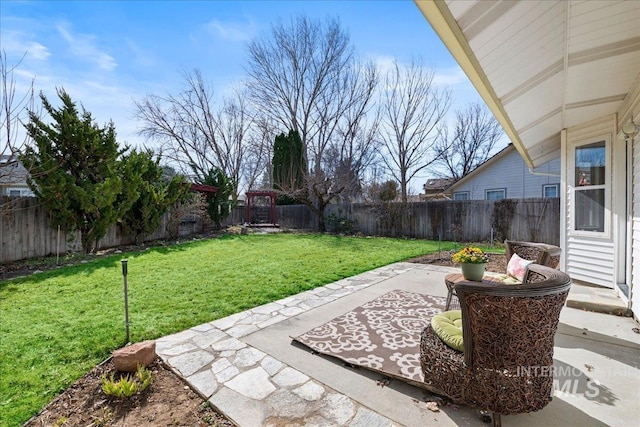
[0,233,456,426]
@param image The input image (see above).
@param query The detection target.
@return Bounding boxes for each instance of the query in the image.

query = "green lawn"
[0,233,454,426]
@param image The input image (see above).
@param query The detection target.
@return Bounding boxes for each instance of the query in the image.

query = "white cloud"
[1,30,51,61]
[27,41,50,60]
[370,54,397,76]
[207,17,258,42]
[56,23,117,71]
[433,66,467,86]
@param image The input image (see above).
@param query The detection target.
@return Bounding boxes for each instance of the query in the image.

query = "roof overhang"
[415,0,640,168]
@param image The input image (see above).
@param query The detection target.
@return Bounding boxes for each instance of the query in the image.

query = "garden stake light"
[121,259,130,344]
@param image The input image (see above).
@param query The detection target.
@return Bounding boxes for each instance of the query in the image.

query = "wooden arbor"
[245,191,278,227]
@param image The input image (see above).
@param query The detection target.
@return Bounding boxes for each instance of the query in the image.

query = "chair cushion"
[431,310,463,352]
[489,273,522,285]
[507,253,534,281]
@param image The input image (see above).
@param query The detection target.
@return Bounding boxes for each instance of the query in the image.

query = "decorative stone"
[261,356,284,376]
[192,328,227,349]
[210,387,269,427]
[318,393,356,425]
[211,337,246,352]
[168,350,215,377]
[293,381,325,401]
[265,389,308,418]
[187,369,218,398]
[233,347,266,368]
[113,340,156,372]
[226,324,259,338]
[272,367,309,387]
[225,367,275,400]
[216,365,241,383]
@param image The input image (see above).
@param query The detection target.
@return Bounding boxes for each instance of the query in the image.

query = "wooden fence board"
[1,197,205,263]
[2,197,559,264]
[226,198,560,245]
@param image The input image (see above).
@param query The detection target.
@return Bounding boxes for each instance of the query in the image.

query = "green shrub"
[101,365,152,399]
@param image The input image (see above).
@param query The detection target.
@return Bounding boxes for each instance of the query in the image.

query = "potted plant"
[452,246,489,281]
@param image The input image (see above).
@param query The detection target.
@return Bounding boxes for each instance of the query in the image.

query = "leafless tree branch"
[379,59,451,203]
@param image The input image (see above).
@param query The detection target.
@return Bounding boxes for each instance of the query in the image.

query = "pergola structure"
[245,190,277,227]
[189,183,218,196]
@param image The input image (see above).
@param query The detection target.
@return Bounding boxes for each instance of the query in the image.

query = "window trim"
[569,134,610,238]
[452,191,469,201]
[542,184,559,198]
[485,188,506,201]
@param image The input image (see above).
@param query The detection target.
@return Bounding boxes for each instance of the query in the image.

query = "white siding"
[565,237,615,285]
[450,147,560,200]
[565,116,615,288]
[619,68,640,318]
[632,134,640,317]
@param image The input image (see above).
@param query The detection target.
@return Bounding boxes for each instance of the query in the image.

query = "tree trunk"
[317,211,326,232]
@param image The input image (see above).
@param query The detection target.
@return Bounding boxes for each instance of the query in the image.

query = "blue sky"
[1,0,486,177]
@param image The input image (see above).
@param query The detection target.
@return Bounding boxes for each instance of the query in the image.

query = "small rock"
[32,270,43,274]
[425,401,440,412]
[115,250,122,254]
[113,340,156,372]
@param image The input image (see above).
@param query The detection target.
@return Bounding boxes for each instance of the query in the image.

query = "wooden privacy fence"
[226,198,560,245]
[1,197,205,264]
[3,196,559,264]
[325,198,560,244]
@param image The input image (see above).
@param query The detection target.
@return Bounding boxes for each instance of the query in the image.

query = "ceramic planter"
[460,262,486,281]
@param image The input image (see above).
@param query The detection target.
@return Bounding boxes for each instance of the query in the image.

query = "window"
[453,192,469,201]
[543,184,559,198]
[485,189,506,200]
[9,190,21,197]
[573,140,606,233]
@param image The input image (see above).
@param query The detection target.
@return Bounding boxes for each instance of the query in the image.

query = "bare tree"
[433,102,503,180]
[241,115,276,192]
[134,69,253,202]
[1,51,36,187]
[379,59,451,203]
[246,15,379,230]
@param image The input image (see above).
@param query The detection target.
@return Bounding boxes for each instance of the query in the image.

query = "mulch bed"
[407,251,507,273]
[23,358,234,427]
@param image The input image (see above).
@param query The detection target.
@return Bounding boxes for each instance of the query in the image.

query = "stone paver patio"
[157,263,640,426]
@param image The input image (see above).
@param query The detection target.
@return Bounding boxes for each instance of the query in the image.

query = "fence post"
[121,259,130,344]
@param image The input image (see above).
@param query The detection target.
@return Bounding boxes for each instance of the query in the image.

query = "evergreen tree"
[202,167,235,229]
[272,129,306,205]
[21,89,124,253]
[119,150,188,244]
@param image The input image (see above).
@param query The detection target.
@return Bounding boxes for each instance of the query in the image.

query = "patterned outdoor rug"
[293,290,446,385]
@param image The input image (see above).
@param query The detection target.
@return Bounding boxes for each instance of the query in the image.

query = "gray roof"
[0,156,30,185]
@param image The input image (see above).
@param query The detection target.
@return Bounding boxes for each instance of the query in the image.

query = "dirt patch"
[407,251,507,274]
[24,358,235,427]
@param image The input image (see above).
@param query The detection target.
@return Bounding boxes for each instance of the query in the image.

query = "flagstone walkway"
[156,262,640,427]
[156,263,427,427]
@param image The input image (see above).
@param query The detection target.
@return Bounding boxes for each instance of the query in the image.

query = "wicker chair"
[505,240,561,269]
[420,264,572,427]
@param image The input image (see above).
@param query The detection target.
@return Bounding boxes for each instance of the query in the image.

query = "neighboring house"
[447,144,560,201]
[417,0,640,318]
[420,177,454,200]
[0,155,34,197]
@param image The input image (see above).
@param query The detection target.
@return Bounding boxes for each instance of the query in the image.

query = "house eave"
[414,0,535,168]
